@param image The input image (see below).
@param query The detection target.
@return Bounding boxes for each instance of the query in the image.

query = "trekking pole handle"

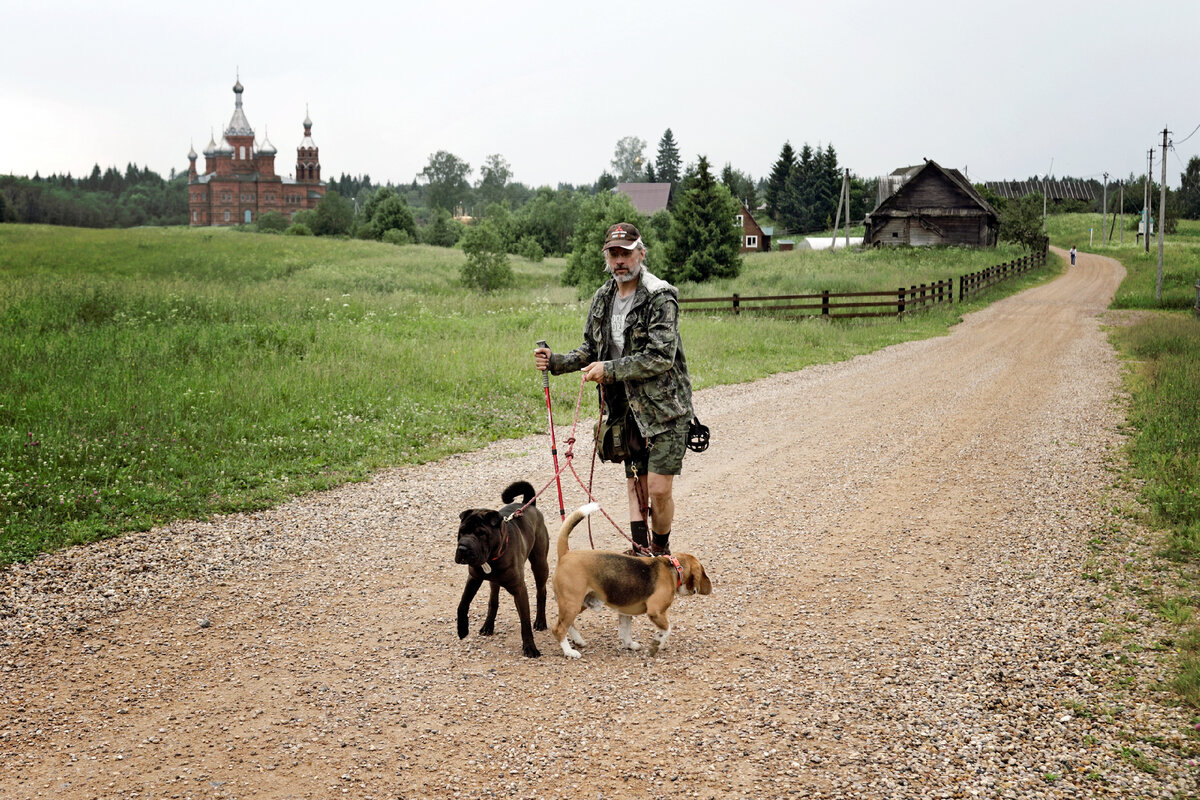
[536,340,551,388]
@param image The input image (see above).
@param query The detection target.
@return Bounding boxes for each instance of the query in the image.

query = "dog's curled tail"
[501,480,537,506]
[557,502,600,559]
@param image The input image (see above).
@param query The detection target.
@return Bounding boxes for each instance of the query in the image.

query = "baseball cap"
[602,222,641,251]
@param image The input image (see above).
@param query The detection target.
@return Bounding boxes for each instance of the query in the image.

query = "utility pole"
[1119,181,1124,244]
[842,169,851,248]
[1155,128,1169,302]
[1146,148,1154,253]
[1143,149,1152,251]
[1101,173,1108,245]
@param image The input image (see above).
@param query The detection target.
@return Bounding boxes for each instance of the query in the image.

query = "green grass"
[1048,215,1200,710]
[1045,213,1200,310]
[0,224,1053,567]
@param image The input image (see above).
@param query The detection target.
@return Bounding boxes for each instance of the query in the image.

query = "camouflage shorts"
[624,415,690,478]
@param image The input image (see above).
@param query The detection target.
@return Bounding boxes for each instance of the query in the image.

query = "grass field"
[0,224,1051,566]
[1050,215,1200,708]
[1045,213,1200,310]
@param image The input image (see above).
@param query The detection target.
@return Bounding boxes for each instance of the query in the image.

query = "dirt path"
[2,248,1196,799]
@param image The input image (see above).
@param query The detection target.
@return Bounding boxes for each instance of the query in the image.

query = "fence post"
[732,293,740,315]
[898,287,905,315]
[821,290,830,316]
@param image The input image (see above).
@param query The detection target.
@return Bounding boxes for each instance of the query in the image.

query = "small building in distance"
[187,78,325,226]
[864,160,999,247]
[615,182,672,215]
[736,204,771,252]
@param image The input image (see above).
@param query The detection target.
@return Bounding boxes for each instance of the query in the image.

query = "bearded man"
[534,223,693,555]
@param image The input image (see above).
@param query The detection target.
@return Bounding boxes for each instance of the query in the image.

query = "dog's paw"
[621,639,642,651]
[560,644,582,659]
[523,644,542,658]
[457,621,469,640]
[478,623,495,636]
[567,626,587,647]
[534,617,548,631]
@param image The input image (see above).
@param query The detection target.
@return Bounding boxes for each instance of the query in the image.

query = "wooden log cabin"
[864,160,999,247]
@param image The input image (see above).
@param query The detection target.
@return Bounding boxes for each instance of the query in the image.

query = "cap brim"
[602,240,638,251]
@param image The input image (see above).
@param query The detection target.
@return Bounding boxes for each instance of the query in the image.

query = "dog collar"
[488,520,513,565]
[666,555,683,588]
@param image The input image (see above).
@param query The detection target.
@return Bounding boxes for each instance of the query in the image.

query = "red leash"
[535,340,566,522]
[515,366,636,552]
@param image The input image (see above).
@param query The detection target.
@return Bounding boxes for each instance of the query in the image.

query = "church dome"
[224,76,254,137]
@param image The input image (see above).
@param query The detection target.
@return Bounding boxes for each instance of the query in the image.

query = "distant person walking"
[1070,246,1077,267]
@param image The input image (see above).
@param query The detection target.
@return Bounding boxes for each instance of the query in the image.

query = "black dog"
[455,481,550,657]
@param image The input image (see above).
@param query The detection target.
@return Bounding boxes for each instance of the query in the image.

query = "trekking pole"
[536,340,567,521]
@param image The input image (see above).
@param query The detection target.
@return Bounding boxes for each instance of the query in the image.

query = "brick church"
[187,78,325,226]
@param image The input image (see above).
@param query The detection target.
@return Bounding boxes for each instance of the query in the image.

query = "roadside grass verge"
[1108,312,1200,707]
[0,224,1053,567]
[1049,214,1200,710]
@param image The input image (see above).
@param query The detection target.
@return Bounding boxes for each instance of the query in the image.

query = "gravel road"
[2,248,1197,799]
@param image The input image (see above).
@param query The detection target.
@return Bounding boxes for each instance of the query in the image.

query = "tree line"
[287,144,743,292]
[0,164,187,227]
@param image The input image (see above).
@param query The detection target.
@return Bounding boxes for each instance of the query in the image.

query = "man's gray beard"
[610,262,642,284]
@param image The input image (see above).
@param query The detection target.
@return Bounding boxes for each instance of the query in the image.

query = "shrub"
[382,228,412,246]
[516,234,544,262]
[422,209,463,247]
[284,222,313,236]
[257,211,289,233]
[460,220,513,292]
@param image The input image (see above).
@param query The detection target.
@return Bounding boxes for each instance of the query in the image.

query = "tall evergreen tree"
[765,142,795,221]
[721,163,757,210]
[665,155,742,284]
[1178,156,1200,219]
[656,128,682,188]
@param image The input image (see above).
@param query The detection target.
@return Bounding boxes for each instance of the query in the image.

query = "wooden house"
[736,204,771,252]
[864,160,999,247]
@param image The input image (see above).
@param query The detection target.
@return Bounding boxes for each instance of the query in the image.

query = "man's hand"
[581,362,607,383]
[534,347,551,371]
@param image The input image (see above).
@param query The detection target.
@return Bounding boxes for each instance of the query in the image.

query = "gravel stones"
[1,251,1197,798]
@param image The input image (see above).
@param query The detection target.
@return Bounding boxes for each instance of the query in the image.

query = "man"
[534,222,693,556]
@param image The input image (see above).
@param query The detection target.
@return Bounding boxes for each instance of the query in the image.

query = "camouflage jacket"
[550,269,693,438]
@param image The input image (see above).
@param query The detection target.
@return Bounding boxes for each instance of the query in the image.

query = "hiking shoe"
[649,542,671,556]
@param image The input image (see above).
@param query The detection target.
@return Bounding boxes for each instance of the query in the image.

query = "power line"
[1174,121,1200,146]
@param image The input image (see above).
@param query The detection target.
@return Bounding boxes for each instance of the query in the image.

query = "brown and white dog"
[552,503,712,658]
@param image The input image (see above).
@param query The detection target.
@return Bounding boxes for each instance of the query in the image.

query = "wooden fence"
[679,238,1049,320]
[958,242,1048,302]
[678,280,953,319]
[1194,280,1200,317]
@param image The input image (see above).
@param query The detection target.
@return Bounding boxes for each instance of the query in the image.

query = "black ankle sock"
[630,520,649,547]
[652,531,670,548]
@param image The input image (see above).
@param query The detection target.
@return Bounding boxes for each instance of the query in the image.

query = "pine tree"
[656,129,682,189]
[665,156,743,284]
[818,144,841,229]
[765,142,795,221]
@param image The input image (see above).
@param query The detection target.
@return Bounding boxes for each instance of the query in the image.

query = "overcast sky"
[3,0,1198,190]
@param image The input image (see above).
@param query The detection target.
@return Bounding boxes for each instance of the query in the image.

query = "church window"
[240,146,246,160]
[224,211,230,222]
